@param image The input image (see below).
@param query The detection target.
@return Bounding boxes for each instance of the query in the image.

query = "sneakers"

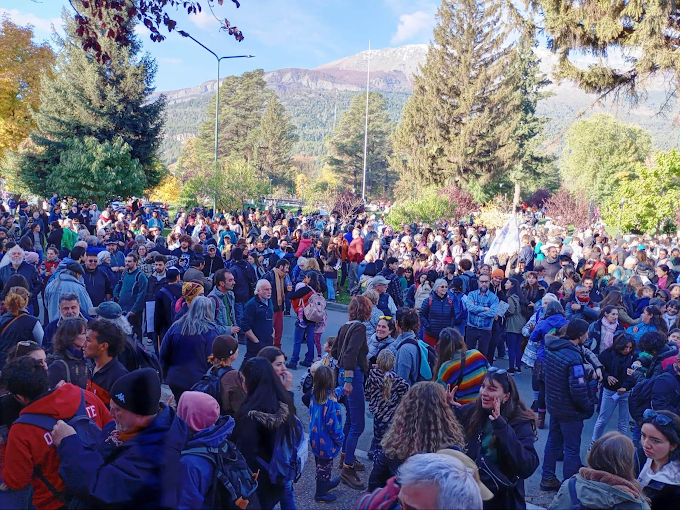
[285,362,298,370]
[340,464,364,490]
[340,452,365,471]
[540,477,562,491]
[508,368,516,375]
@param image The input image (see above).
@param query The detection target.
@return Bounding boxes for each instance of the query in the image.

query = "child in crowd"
[302,336,338,406]
[309,365,343,503]
[634,285,654,318]
[664,300,680,330]
[365,349,409,461]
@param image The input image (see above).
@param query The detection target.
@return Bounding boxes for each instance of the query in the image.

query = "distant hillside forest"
[159,84,680,168]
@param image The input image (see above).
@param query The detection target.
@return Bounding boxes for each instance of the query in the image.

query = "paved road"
[184,309,618,509]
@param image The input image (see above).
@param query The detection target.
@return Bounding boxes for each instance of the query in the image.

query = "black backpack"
[629,375,658,424]
[120,335,162,378]
[191,366,233,413]
[181,436,258,509]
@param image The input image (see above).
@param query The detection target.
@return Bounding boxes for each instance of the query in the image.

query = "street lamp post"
[178,31,253,213]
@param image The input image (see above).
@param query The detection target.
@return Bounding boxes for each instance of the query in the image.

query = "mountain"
[158,44,679,167]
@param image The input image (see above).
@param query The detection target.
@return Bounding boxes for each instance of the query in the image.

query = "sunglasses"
[379,315,392,321]
[487,366,508,375]
[643,409,673,426]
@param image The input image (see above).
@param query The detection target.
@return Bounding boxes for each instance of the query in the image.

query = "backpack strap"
[0,313,28,336]
[54,359,71,384]
[568,477,581,510]
[15,389,86,430]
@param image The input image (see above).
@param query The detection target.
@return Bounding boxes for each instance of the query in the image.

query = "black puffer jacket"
[230,260,256,303]
[456,403,539,510]
[545,334,597,421]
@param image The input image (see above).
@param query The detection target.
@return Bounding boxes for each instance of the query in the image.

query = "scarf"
[273,267,286,307]
[601,316,618,352]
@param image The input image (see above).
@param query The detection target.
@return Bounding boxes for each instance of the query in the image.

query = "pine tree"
[198,69,269,162]
[505,33,556,207]
[12,8,164,198]
[253,93,298,190]
[391,0,520,194]
[326,92,394,199]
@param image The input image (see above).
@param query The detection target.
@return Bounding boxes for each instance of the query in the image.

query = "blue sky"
[2,0,441,91]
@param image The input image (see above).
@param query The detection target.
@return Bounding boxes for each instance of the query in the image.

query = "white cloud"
[0,8,60,34]
[159,57,183,65]
[190,9,221,30]
[391,11,434,44]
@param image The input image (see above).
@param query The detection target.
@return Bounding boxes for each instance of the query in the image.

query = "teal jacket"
[113,268,148,314]
[549,469,650,510]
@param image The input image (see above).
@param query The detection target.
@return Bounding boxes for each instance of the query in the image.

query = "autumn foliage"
[544,188,590,230]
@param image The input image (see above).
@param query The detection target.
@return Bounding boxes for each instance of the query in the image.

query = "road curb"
[326,302,349,313]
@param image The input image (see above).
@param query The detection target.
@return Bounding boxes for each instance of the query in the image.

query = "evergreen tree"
[326,92,394,199]
[505,33,556,206]
[198,69,269,162]
[391,0,519,194]
[10,8,164,198]
[253,93,298,190]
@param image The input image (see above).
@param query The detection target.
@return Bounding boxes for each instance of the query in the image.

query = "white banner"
[484,216,520,264]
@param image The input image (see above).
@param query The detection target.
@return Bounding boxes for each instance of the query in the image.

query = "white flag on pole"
[484,216,520,264]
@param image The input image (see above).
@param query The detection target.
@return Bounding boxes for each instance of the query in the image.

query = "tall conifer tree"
[16,6,165,197]
[391,0,519,194]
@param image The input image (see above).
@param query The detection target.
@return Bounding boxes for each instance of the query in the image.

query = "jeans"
[466,326,492,361]
[542,415,584,480]
[273,310,283,348]
[507,332,523,370]
[326,278,336,300]
[347,262,359,294]
[291,321,315,365]
[342,368,366,466]
[234,301,245,341]
[280,481,296,510]
[36,249,43,265]
[532,361,546,412]
[591,389,630,444]
[340,261,348,288]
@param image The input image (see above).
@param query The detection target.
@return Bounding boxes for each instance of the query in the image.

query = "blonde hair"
[304,258,320,271]
[363,289,379,305]
[382,382,466,460]
[376,349,395,400]
[4,287,30,315]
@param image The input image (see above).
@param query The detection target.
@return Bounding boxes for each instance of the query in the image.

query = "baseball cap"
[89,301,123,319]
[372,275,389,286]
[437,449,494,501]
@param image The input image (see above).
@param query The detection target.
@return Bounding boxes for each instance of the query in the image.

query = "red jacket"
[295,238,313,257]
[348,237,365,263]
[2,384,111,510]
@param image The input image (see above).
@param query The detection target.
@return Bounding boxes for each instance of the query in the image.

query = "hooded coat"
[177,417,235,509]
[45,273,93,323]
[58,403,188,509]
[550,467,650,510]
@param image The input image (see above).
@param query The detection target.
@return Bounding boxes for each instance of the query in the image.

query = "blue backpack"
[256,416,304,485]
[14,388,101,503]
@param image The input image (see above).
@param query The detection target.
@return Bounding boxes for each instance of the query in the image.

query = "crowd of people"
[0,195,679,509]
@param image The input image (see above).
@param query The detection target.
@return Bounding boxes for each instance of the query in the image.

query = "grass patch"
[334,289,351,305]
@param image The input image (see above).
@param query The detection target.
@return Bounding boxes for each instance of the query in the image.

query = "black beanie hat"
[566,318,589,340]
[212,335,239,360]
[110,368,161,416]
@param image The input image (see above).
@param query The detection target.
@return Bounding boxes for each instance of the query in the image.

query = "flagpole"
[361,40,370,202]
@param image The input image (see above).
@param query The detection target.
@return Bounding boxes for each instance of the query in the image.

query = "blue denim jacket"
[463,290,499,331]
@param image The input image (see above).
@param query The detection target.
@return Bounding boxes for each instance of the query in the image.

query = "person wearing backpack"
[392,308,434,386]
[177,391,257,509]
[83,318,129,408]
[195,335,245,417]
[113,253,148,342]
[154,267,182,343]
[46,318,88,389]
[419,278,457,347]
[53,368,189,509]
[234,357,299,510]
[287,272,321,370]
[309,365,344,502]
[1,357,110,510]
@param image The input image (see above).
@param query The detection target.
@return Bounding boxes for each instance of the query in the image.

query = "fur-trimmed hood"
[247,402,290,429]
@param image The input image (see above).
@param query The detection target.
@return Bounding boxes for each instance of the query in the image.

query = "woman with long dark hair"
[450,368,539,509]
[234,357,299,510]
[46,318,88,389]
[626,306,668,344]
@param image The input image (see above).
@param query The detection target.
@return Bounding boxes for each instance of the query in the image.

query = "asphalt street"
[243,309,621,510]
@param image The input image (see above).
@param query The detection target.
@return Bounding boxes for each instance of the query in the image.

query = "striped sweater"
[436,349,489,405]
